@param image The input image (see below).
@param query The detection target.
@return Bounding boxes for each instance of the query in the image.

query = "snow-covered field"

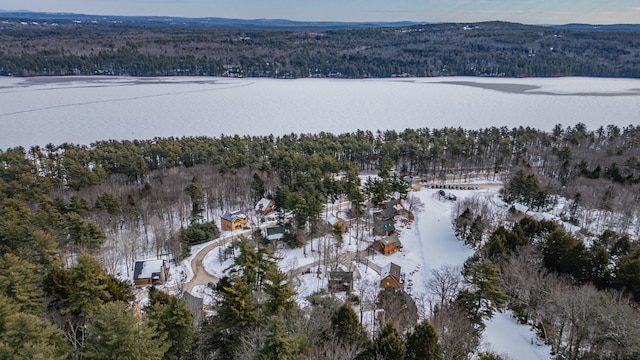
[1,76,639,149]
[191,184,552,359]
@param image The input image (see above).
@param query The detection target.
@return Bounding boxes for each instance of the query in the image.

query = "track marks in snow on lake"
[0,81,254,118]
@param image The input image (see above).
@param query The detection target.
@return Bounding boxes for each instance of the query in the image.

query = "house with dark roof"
[328,270,354,293]
[133,259,169,286]
[373,219,396,237]
[380,262,403,289]
[220,210,248,231]
[373,234,402,255]
[264,225,287,241]
[374,206,396,222]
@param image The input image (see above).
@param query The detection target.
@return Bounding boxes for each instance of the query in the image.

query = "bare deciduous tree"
[426,265,463,307]
[431,302,479,360]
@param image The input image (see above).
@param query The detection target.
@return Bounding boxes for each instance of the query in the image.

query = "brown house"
[327,214,348,233]
[221,210,248,231]
[373,234,402,255]
[133,259,169,286]
[380,262,403,289]
[255,198,275,214]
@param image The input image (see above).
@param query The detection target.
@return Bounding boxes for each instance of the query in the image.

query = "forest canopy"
[1,19,640,78]
[1,123,639,359]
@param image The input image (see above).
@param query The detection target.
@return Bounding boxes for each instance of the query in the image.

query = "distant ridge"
[0,10,422,30]
[549,23,640,32]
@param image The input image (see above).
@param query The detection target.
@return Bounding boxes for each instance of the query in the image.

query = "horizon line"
[1,9,639,27]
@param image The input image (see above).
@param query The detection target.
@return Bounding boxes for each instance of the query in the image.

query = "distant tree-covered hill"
[0,14,639,78]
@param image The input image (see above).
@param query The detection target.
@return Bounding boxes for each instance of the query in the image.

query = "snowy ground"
[192,183,552,359]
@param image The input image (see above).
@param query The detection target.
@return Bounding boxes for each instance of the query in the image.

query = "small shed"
[373,234,403,255]
[380,262,403,289]
[255,198,275,214]
[265,225,287,241]
[221,210,248,231]
[133,259,169,286]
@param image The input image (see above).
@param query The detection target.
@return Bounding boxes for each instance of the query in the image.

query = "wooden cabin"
[221,210,248,231]
[327,214,348,233]
[373,234,402,255]
[373,219,396,237]
[133,259,169,286]
[380,262,403,289]
[255,198,275,214]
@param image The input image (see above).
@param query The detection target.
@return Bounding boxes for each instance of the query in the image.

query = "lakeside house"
[133,259,169,286]
[326,214,348,233]
[221,210,248,231]
[380,262,403,289]
[255,198,275,214]
[373,234,403,255]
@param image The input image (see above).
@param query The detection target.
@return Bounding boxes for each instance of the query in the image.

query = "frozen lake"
[1,76,639,149]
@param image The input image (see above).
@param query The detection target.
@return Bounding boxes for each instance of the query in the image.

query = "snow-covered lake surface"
[1,76,639,149]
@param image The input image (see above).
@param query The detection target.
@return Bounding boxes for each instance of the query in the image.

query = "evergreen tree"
[255,316,307,360]
[262,265,296,315]
[83,302,168,360]
[65,254,117,317]
[468,215,484,248]
[94,192,122,215]
[371,322,406,360]
[64,212,106,251]
[542,229,592,283]
[251,172,266,203]
[454,208,473,241]
[184,181,204,224]
[460,259,507,326]
[330,303,369,347]
[0,253,43,315]
[146,288,194,360]
[405,320,442,360]
[613,248,640,302]
[217,274,259,329]
[45,253,132,317]
[0,312,69,360]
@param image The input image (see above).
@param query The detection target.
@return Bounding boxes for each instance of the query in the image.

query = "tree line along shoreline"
[1,20,640,78]
[1,122,640,359]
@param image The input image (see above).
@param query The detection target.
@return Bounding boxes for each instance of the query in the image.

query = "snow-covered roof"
[513,203,529,213]
[326,214,346,226]
[255,198,273,211]
[378,234,401,247]
[380,262,401,280]
[133,259,165,280]
[221,210,247,222]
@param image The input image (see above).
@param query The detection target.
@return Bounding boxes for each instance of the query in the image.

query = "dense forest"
[1,122,640,359]
[1,18,640,78]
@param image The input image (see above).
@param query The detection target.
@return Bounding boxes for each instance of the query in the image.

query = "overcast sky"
[1,0,638,24]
